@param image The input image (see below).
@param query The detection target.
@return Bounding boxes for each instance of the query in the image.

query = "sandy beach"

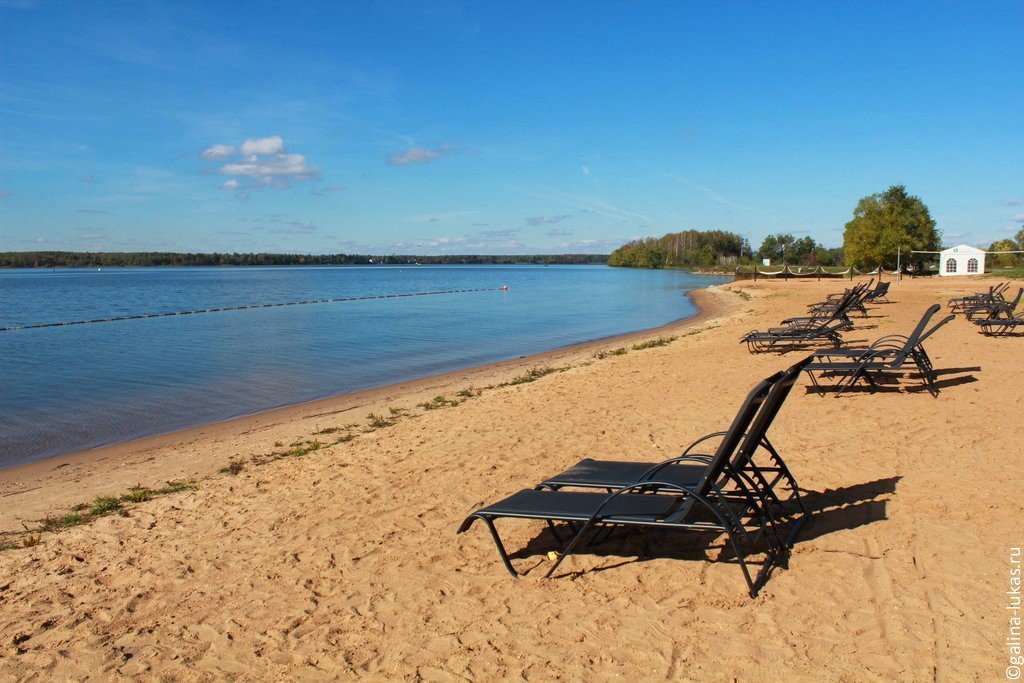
[1,276,1021,680]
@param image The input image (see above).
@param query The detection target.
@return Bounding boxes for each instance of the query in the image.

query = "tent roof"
[939,244,986,255]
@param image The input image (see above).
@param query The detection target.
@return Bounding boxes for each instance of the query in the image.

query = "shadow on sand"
[503,477,902,582]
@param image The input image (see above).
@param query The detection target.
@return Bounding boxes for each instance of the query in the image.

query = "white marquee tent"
[938,244,986,276]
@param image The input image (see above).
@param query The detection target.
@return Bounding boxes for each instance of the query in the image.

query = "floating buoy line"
[0,286,509,333]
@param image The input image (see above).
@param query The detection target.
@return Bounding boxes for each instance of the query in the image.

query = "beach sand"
[0,276,1021,680]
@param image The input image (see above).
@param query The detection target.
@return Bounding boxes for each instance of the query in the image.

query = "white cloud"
[202,136,318,190]
[388,145,451,166]
[200,144,236,160]
[1013,213,1024,223]
[581,164,590,175]
[221,153,315,180]
[527,214,571,226]
[240,136,284,156]
[546,227,573,237]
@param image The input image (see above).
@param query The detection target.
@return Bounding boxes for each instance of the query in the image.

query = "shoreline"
[0,286,730,528]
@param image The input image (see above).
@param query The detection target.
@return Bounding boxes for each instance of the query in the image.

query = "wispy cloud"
[1013,213,1024,223]
[407,210,477,223]
[74,208,108,214]
[477,229,518,239]
[267,220,316,234]
[310,184,346,197]
[388,144,452,166]
[546,227,573,237]
[200,144,236,161]
[581,164,590,176]
[0,189,10,198]
[526,214,570,226]
[508,185,650,223]
[557,238,627,252]
[661,171,752,211]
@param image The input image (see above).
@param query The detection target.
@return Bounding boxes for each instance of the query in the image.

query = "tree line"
[610,184,1023,271]
[607,230,751,268]
[0,252,609,268]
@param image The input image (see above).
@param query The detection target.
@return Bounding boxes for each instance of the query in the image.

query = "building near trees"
[938,244,986,276]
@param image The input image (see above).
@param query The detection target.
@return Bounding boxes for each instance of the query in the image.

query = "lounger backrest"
[890,305,941,364]
[916,314,955,346]
[827,288,858,318]
[683,363,806,501]
[1007,288,1023,313]
[661,372,783,501]
[724,356,812,477]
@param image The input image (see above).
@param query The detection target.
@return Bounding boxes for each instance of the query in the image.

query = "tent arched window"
[967,258,979,273]
[945,258,957,274]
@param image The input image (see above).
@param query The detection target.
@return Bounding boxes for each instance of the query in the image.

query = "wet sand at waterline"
[1,277,1021,679]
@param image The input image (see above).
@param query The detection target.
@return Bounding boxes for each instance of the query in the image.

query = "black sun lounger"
[963,287,1021,321]
[803,304,954,397]
[537,362,811,549]
[741,316,847,353]
[457,358,811,597]
[977,314,1024,336]
[949,282,1008,313]
[806,280,874,318]
[967,287,1022,326]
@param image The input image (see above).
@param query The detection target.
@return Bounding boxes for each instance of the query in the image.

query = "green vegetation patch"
[503,366,569,386]
[632,336,677,350]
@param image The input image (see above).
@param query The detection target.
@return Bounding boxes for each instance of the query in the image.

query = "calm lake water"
[0,265,727,468]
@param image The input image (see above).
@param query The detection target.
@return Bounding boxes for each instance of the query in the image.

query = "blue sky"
[1,0,1022,255]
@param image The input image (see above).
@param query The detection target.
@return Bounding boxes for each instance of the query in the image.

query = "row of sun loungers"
[949,283,1024,336]
[461,278,976,596]
[741,280,878,353]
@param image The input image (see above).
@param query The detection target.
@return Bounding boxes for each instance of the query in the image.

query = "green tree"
[843,185,939,269]
[988,239,1021,268]
[1016,226,1024,250]
[757,234,818,265]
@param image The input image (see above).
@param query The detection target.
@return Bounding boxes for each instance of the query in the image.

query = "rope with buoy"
[0,286,511,332]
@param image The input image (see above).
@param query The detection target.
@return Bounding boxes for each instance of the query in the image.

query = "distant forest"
[0,252,609,268]
[608,229,844,269]
[608,230,752,268]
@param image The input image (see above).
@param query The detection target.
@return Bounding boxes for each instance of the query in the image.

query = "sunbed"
[457,359,811,597]
[741,316,847,353]
[537,360,811,548]
[974,288,1024,336]
[949,282,1008,313]
[803,304,954,396]
[964,287,1022,323]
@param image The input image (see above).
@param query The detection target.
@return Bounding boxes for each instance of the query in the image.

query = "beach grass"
[1,479,200,551]
[632,336,677,350]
